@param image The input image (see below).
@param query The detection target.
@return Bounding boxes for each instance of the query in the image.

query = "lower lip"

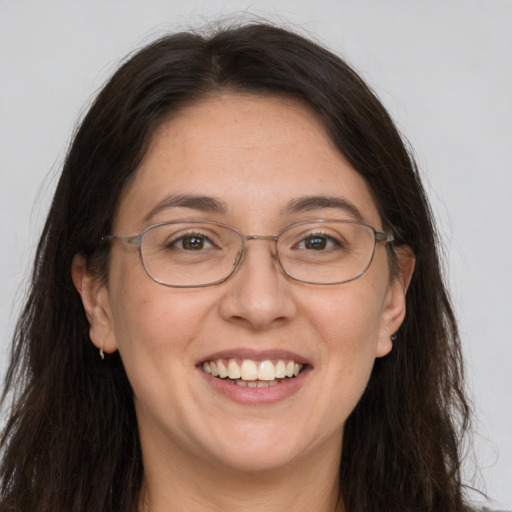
[199,367,311,405]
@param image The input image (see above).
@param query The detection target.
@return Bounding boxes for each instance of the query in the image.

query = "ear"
[71,253,118,354]
[376,245,415,357]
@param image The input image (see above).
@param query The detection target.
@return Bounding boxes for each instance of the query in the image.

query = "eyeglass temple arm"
[102,234,142,247]
[375,231,394,243]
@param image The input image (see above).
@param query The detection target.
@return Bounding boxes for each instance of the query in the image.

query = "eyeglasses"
[103,219,393,287]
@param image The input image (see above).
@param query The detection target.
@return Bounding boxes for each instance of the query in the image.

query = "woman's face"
[77,94,410,475]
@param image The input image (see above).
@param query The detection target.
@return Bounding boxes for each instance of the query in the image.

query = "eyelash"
[294,232,343,250]
[166,231,216,250]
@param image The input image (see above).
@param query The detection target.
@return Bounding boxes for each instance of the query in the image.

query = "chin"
[212,447,305,474]
[197,423,323,474]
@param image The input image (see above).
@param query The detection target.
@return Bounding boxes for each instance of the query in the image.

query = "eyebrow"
[143,193,363,223]
[282,195,364,222]
[143,194,227,222]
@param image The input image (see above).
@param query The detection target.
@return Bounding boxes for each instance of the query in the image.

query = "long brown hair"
[0,22,471,511]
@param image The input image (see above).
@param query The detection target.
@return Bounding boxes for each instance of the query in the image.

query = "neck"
[138,433,344,512]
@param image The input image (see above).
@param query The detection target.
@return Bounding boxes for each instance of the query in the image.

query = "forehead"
[116,93,381,231]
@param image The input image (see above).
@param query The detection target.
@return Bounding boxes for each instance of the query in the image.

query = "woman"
[0,22,475,511]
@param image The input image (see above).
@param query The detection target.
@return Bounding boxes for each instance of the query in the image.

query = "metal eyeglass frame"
[102,219,394,288]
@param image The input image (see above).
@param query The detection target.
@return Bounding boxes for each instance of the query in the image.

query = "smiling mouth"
[201,358,304,387]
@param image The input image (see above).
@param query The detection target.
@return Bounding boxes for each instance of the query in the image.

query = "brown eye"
[304,236,328,250]
[168,234,214,251]
[298,234,341,251]
[181,235,205,250]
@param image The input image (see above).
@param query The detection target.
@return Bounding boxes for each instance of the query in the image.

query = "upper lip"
[198,348,311,366]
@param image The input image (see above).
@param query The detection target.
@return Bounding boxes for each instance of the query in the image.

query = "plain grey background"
[1,0,511,508]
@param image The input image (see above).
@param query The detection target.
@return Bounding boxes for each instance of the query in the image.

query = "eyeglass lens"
[138,220,378,287]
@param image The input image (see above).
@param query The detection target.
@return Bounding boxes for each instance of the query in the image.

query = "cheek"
[106,286,219,439]
[307,279,386,349]
[107,249,211,349]
[110,288,213,359]
[106,265,218,399]
[301,278,388,402]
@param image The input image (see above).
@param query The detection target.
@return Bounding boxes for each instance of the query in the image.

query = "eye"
[296,234,341,251]
[168,233,215,251]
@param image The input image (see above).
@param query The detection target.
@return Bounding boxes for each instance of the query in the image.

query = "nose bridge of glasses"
[241,235,280,259]
[244,234,279,242]
[235,234,281,271]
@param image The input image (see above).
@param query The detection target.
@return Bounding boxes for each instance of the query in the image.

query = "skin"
[73,93,414,512]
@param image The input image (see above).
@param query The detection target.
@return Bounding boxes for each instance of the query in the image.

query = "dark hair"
[0,22,471,511]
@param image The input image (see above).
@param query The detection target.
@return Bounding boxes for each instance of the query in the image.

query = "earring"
[390,334,397,342]
[99,348,105,359]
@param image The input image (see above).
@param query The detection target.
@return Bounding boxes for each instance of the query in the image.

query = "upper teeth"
[202,359,303,381]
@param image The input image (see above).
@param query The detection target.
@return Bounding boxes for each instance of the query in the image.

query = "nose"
[218,238,297,330]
